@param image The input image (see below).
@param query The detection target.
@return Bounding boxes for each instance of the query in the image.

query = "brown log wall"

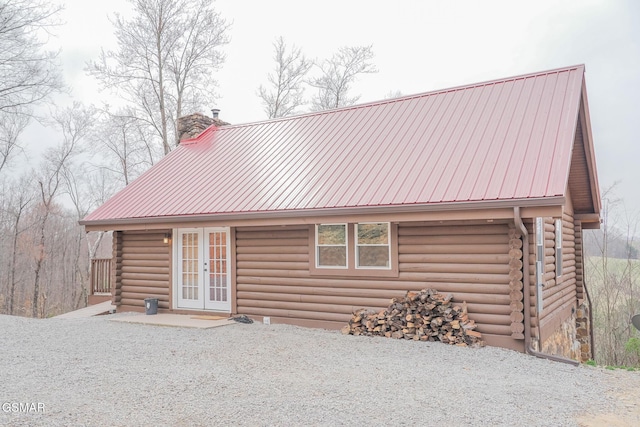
[236,222,518,342]
[119,230,171,309]
[574,221,584,300]
[527,216,578,344]
[507,224,525,339]
[112,231,123,305]
[398,222,515,338]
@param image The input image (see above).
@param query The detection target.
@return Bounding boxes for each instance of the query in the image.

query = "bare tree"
[0,109,28,172]
[31,103,94,317]
[87,0,230,155]
[2,175,33,314]
[0,101,103,317]
[61,150,118,309]
[585,184,640,366]
[309,45,377,111]
[0,0,63,114]
[258,37,312,118]
[85,167,119,214]
[384,90,404,99]
[93,109,158,186]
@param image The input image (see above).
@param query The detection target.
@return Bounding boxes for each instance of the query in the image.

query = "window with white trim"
[356,222,390,269]
[316,224,347,268]
[310,223,398,277]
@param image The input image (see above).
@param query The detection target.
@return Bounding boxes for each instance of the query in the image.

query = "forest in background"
[0,0,638,366]
[0,0,378,318]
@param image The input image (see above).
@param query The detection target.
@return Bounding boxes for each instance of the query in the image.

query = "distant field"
[585,256,640,285]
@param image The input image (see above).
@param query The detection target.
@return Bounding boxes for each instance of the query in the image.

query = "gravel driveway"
[1,313,639,426]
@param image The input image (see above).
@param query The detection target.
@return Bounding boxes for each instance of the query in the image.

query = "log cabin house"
[80,65,601,362]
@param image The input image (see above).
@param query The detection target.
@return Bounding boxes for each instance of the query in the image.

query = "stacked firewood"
[342,289,483,346]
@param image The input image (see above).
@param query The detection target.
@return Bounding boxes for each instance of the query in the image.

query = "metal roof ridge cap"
[216,101,401,130]
[79,196,566,226]
[183,67,587,136]
[179,125,218,145]
[211,65,586,131]
[353,65,586,107]
[414,64,586,99]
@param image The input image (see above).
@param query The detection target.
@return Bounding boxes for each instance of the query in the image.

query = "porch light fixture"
[163,233,172,244]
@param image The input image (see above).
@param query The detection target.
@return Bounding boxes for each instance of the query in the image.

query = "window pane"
[358,246,389,267]
[318,246,346,267]
[318,224,346,245]
[357,223,388,244]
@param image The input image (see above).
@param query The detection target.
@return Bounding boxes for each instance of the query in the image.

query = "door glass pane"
[181,233,199,300]
[208,231,228,302]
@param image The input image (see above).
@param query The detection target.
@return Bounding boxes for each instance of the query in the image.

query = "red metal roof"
[82,65,590,224]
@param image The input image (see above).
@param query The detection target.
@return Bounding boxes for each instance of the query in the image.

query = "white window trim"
[316,223,348,269]
[355,222,391,270]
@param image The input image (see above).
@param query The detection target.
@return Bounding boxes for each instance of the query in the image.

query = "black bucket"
[144,298,158,315]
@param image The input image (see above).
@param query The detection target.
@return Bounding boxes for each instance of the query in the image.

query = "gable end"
[567,114,594,214]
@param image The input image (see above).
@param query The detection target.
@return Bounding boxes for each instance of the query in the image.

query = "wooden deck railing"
[90,258,112,294]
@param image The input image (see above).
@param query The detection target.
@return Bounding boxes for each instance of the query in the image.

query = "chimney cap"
[211,108,220,119]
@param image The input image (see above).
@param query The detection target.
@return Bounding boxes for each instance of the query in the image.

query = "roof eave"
[79,196,566,230]
[574,213,601,229]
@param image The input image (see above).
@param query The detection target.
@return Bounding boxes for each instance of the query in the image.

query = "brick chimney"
[177,110,230,142]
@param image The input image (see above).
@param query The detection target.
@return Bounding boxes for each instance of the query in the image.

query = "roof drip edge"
[80,196,566,228]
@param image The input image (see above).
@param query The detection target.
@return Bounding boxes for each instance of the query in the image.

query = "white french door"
[176,227,231,311]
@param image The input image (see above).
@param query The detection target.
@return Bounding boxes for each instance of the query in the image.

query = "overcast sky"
[23,0,640,215]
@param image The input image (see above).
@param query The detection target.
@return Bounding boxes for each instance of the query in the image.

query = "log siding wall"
[119,230,171,309]
[108,217,583,352]
[112,231,123,305]
[508,224,525,339]
[527,216,579,344]
[574,221,584,299]
[236,221,520,347]
[398,222,514,339]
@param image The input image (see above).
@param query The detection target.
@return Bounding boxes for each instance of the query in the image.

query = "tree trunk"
[175,91,182,147]
[156,20,169,155]
[71,230,85,310]
[32,212,49,318]
[8,214,21,315]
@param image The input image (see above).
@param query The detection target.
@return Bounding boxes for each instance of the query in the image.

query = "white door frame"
[175,228,204,309]
[173,227,231,312]
[203,227,231,311]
